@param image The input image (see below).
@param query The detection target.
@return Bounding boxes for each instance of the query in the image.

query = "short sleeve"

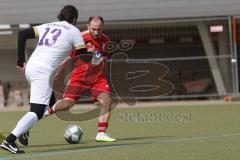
[72,28,86,50]
[33,26,39,38]
[33,23,47,38]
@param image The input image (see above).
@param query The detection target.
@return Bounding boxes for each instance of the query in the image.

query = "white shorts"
[25,64,54,105]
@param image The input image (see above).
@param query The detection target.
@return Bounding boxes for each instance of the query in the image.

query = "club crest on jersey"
[94,51,102,58]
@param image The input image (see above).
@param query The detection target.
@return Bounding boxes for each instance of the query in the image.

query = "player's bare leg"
[44,98,75,116]
[95,93,116,142]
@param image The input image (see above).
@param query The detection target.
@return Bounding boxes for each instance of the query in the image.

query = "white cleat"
[95,132,116,142]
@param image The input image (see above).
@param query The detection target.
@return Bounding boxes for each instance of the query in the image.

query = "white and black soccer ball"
[64,124,83,144]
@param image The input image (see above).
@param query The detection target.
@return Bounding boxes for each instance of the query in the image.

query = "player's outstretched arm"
[17,27,36,72]
[54,56,73,80]
[54,48,92,79]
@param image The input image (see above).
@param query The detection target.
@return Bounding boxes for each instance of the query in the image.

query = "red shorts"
[63,77,111,100]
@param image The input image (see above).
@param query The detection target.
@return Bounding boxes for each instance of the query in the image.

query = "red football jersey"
[69,30,110,84]
[69,30,109,57]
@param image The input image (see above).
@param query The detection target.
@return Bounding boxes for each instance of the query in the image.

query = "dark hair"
[57,5,78,23]
[88,16,104,24]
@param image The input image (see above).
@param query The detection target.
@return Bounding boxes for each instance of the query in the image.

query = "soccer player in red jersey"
[46,16,116,142]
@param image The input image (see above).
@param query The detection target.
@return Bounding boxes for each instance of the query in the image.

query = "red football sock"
[48,107,55,115]
[98,122,108,132]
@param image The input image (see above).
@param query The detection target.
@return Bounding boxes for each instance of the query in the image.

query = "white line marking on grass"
[1,144,128,160]
[157,133,240,144]
[1,133,240,160]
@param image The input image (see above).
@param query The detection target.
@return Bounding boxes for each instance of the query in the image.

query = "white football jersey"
[27,21,85,71]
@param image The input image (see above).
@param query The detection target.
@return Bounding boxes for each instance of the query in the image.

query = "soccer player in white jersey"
[0,5,89,154]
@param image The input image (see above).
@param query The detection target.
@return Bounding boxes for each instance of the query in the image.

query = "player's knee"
[98,94,111,107]
[30,103,47,120]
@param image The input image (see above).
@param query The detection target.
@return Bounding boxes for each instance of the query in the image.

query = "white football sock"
[43,106,50,118]
[11,112,38,138]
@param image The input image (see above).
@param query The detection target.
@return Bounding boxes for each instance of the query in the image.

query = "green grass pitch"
[0,103,240,160]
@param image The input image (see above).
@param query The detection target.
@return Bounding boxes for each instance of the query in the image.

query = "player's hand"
[92,57,104,65]
[16,63,26,72]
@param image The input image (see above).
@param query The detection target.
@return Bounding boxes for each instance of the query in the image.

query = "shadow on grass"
[0,135,175,159]
[24,135,172,154]
[24,135,170,148]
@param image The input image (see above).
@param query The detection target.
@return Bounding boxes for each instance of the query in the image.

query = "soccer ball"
[64,124,83,144]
